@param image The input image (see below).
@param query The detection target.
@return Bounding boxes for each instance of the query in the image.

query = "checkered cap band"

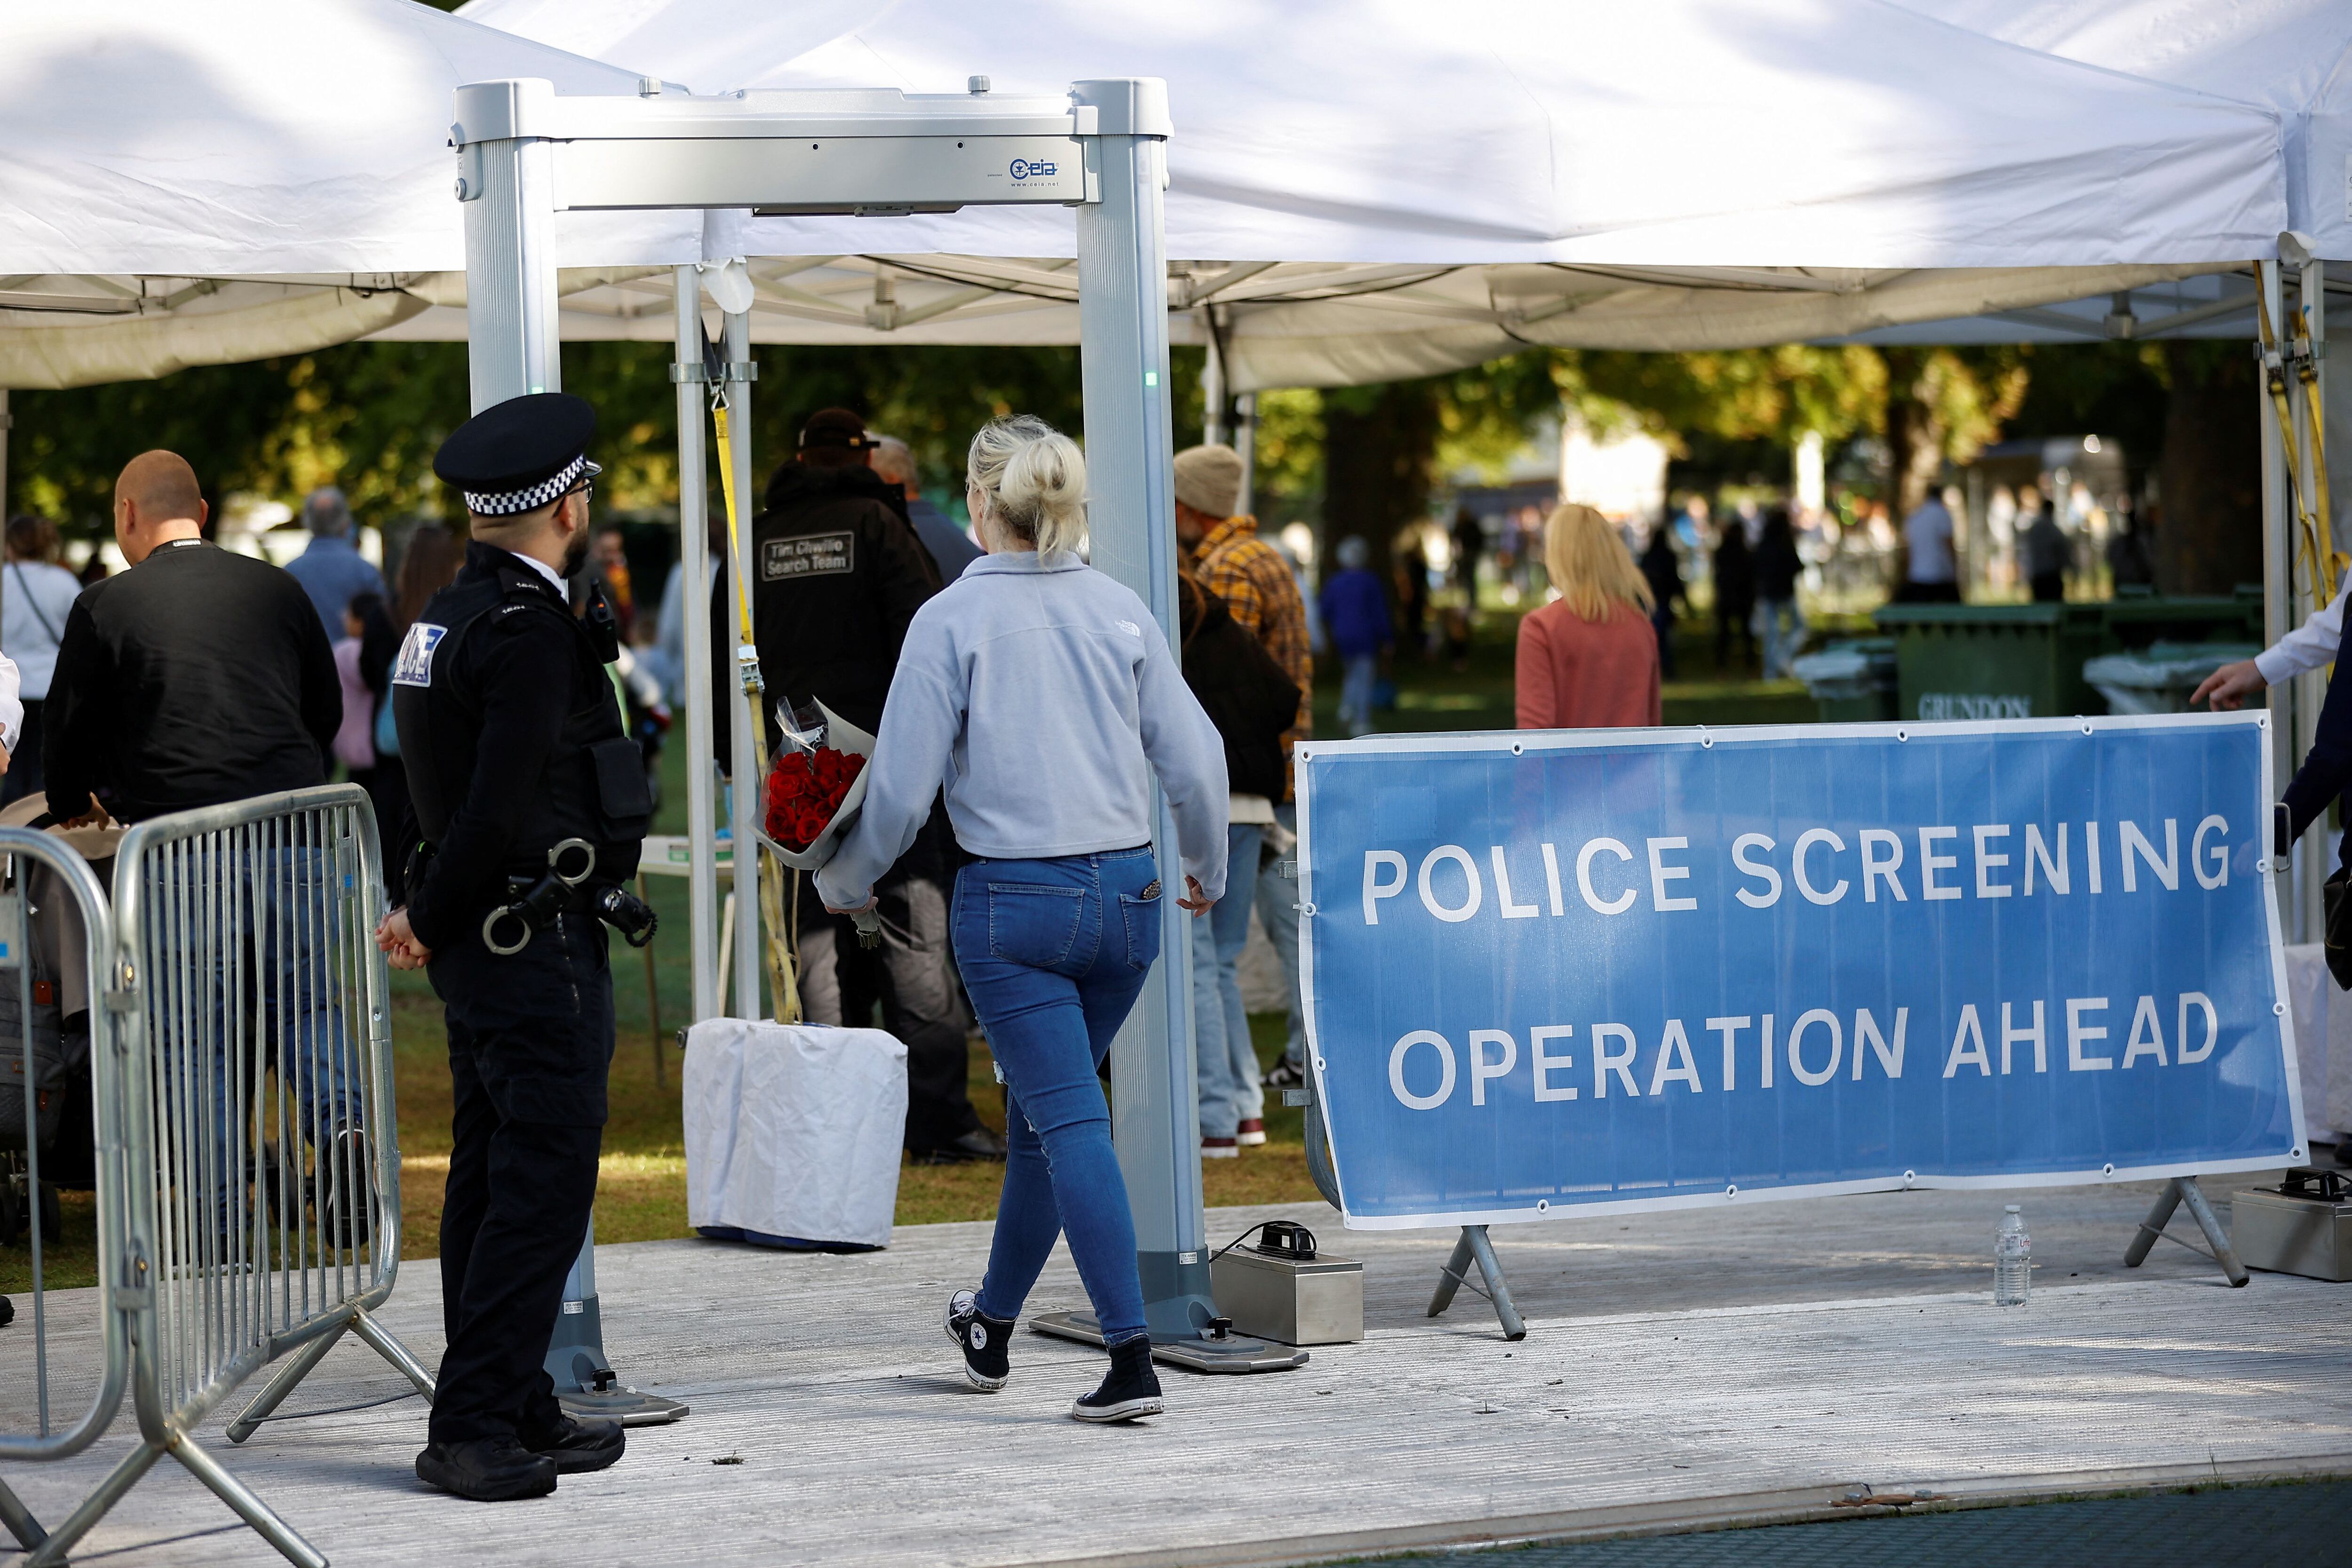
[464,455,599,517]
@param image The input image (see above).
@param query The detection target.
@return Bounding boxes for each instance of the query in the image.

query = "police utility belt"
[481,838,658,956]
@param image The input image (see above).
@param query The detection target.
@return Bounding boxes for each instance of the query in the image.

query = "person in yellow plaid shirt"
[1171,444,1312,1154]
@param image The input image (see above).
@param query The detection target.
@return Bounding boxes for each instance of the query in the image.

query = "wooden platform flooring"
[5,1175,2350,1567]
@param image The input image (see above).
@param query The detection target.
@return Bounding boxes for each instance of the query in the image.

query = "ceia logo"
[1009,157,1058,181]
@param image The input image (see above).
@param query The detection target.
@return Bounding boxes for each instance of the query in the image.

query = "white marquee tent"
[0,0,2296,394]
[421,0,2292,388]
[0,0,693,389]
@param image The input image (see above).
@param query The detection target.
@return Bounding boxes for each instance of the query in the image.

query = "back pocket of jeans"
[985,883,1085,969]
[1117,888,1163,972]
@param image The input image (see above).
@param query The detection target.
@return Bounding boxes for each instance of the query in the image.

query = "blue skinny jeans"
[954,846,1161,1346]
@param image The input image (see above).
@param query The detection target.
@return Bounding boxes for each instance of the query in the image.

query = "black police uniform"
[395,394,650,1496]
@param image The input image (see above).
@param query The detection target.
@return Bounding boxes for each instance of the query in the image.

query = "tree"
[2154,342,2262,595]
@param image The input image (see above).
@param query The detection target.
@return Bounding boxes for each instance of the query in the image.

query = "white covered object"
[684,1018,907,1250]
[2282,943,2352,1144]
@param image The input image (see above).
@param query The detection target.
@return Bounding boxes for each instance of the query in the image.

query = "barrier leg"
[166,1432,326,1568]
[23,1441,163,1568]
[2124,1179,2185,1268]
[226,1325,347,1444]
[2176,1176,2252,1288]
[349,1306,437,1401]
[0,1476,45,1552]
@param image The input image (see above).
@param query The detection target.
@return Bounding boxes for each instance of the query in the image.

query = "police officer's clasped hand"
[375,907,432,971]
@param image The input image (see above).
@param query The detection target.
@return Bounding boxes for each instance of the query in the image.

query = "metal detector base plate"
[1029,1310,1309,1374]
[558,1387,691,1427]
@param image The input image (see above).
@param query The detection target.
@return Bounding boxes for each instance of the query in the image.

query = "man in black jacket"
[46,450,341,826]
[719,407,1000,1164]
[45,448,351,1261]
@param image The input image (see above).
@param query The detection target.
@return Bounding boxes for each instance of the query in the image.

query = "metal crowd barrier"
[3,786,432,1568]
[0,828,131,1557]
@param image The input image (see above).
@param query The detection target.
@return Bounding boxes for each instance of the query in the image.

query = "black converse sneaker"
[945,1289,1012,1391]
[1072,1336,1163,1423]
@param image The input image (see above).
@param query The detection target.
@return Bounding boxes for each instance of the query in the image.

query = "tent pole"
[0,389,11,522]
[2257,259,2295,936]
[2293,254,2326,948]
[1071,79,1213,1344]
[1200,311,1225,447]
[675,266,720,1023]
[1235,391,1257,520]
[723,301,762,1018]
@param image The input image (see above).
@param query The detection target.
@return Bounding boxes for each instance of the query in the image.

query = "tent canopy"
[1897,0,2352,261]
[0,0,2297,389]
[0,0,691,387]
[430,0,2288,386]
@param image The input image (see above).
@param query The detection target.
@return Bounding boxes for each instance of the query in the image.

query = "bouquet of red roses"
[766,746,865,852]
[755,699,877,873]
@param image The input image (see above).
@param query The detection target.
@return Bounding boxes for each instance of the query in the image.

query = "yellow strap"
[711,403,759,655]
[708,392,803,1024]
[2294,304,2340,607]
[2257,275,2328,615]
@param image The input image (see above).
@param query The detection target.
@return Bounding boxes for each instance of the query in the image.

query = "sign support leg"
[2125,1176,2249,1287]
[1427,1225,1527,1340]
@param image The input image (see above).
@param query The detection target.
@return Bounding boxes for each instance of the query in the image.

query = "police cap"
[434,392,602,517]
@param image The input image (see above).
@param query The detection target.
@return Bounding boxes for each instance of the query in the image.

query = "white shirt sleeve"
[2255,564,2352,685]
[0,652,23,756]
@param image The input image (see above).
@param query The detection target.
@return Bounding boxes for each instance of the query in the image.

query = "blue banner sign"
[1297,715,2304,1228]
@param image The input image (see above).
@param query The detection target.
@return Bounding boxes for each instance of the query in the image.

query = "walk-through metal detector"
[453,73,1301,1402]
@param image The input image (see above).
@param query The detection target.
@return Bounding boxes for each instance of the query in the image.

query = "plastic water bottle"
[1994,1205,2030,1306]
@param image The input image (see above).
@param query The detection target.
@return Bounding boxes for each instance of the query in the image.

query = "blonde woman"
[1515,502,1662,729]
[818,415,1229,1423]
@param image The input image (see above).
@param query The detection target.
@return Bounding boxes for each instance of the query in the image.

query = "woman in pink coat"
[1515,502,1662,730]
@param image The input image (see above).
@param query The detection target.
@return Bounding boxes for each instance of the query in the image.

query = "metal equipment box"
[2233,1170,2352,1282]
[1210,1225,1363,1346]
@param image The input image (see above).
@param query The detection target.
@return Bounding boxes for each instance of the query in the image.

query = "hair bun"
[967,416,1088,555]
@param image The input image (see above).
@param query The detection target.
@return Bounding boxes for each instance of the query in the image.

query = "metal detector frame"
[453,73,1279,1383]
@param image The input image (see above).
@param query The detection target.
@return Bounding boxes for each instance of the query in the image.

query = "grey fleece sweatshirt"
[814,550,1231,908]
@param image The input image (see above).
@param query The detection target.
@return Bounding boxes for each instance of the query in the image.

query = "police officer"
[375,393,653,1502]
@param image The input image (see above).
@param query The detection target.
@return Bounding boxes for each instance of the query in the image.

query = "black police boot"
[519,1411,626,1474]
[944,1289,1013,1391]
[911,1128,1009,1166]
[414,1437,558,1501]
[1071,1336,1163,1424]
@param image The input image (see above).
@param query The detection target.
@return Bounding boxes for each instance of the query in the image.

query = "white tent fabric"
[436,0,2289,386]
[0,0,696,388]
[0,0,2297,390]
[1895,0,2352,261]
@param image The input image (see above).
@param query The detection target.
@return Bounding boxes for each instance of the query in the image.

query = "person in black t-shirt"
[45,451,339,827]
